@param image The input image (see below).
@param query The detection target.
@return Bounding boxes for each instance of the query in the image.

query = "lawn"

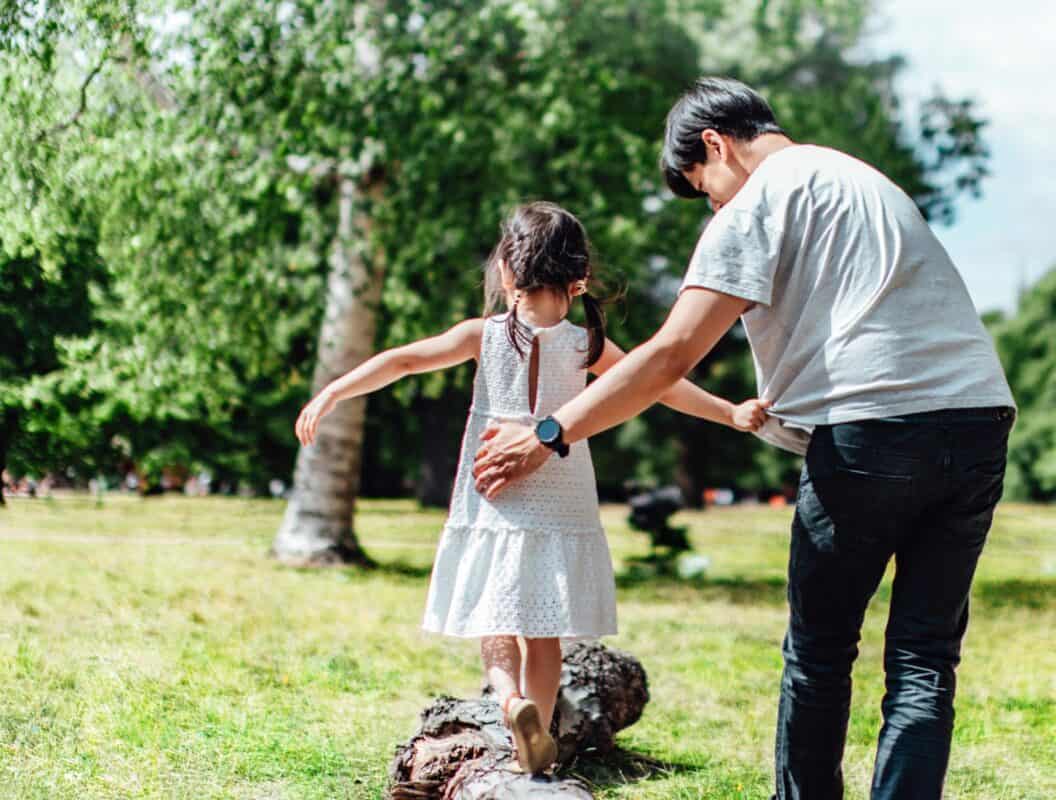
[1,495,1054,799]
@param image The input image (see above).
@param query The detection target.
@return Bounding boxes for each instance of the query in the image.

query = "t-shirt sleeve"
[680,206,783,307]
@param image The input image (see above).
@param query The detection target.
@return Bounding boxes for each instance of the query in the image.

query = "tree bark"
[272,173,384,565]
[389,642,649,799]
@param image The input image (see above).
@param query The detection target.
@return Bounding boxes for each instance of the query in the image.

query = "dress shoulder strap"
[470,315,529,417]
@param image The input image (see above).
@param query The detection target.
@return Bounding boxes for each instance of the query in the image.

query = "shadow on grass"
[281,558,433,581]
[356,502,441,517]
[563,746,704,791]
[369,560,433,580]
[285,558,1056,611]
[616,567,789,606]
[627,576,1056,611]
[973,578,1056,611]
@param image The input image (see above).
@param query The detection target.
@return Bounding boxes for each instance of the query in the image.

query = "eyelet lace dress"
[422,315,618,639]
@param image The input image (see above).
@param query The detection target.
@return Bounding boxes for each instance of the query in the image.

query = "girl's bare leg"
[523,637,562,730]
[481,636,522,708]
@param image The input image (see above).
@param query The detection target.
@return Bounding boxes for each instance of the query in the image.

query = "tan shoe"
[505,696,557,774]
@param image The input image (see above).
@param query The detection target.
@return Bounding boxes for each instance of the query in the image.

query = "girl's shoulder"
[485,313,584,336]
[482,315,588,361]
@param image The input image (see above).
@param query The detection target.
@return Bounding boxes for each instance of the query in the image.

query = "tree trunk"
[272,173,383,566]
[389,642,649,799]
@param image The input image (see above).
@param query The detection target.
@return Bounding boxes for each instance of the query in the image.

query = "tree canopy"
[988,267,1056,501]
[1,0,993,503]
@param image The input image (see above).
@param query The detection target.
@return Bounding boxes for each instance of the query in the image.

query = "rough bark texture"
[389,643,649,799]
[272,174,383,566]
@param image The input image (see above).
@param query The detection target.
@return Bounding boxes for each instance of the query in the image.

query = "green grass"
[1,496,1054,799]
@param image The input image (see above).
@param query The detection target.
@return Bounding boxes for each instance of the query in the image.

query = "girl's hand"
[295,389,338,446]
[731,398,771,433]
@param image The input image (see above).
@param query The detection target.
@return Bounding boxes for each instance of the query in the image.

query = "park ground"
[0,496,1054,799]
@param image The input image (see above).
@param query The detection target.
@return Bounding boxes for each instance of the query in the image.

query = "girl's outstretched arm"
[295,318,484,445]
[589,338,770,433]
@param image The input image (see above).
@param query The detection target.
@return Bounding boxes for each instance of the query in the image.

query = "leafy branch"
[32,56,115,143]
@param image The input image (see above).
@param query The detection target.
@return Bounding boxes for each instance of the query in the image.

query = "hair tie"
[570,279,588,297]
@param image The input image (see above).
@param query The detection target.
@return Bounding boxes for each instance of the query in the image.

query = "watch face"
[536,418,560,444]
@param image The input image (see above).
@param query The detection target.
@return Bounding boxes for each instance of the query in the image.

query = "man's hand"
[472,422,551,499]
[472,288,748,500]
[730,398,772,433]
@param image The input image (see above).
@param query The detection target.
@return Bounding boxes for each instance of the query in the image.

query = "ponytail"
[580,291,606,368]
[504,291,535,360]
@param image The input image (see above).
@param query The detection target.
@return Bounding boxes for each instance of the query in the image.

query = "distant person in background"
[473,77,1015,799]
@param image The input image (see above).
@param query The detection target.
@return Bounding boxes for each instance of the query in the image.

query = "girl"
[295,201,768,774]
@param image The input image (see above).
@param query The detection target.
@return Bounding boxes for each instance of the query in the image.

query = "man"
[472,77,1015,799]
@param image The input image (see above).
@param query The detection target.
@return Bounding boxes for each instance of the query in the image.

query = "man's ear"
[700,128,726,161]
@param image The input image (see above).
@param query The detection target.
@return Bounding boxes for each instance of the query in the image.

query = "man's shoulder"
[756,144,909,214]
[759,144,874,182]
[722,145,828,216]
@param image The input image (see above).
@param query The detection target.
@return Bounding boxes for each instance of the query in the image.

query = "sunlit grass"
[1,495,1053,798]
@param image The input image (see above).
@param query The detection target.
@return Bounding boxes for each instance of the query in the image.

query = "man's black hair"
[661,77,785,199]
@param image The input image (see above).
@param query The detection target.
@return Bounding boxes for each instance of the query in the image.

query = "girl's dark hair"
[484,201,605,368]
[660,76,785,199]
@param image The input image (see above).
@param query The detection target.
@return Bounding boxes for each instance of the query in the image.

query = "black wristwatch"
[535,416,570,458]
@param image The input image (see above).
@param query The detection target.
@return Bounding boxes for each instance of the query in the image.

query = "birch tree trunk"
[272,173,383,565]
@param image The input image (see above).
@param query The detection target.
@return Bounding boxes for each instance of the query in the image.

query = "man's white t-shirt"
[680,144,1015,455]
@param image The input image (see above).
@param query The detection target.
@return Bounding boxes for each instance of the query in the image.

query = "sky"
[866,0,1056,314]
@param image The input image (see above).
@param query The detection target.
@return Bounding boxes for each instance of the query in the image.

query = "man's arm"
[557,288,748,440]
[472,288,749,497]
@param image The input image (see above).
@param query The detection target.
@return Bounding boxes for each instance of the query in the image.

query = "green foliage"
[702,0,989,224]
[1,0,329,487]
[0,239,105,476]
[0,0,991,498]
[989,267,1056,501]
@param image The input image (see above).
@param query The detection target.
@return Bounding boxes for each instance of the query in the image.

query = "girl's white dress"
[422,315,618,639]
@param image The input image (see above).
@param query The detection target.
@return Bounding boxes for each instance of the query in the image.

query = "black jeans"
[774,406,1014,800]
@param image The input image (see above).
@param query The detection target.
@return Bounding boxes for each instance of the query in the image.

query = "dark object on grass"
[389,642,649,799]
[627,485,690,554]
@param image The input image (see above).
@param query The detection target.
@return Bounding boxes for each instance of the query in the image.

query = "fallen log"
[389,642,649,799]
